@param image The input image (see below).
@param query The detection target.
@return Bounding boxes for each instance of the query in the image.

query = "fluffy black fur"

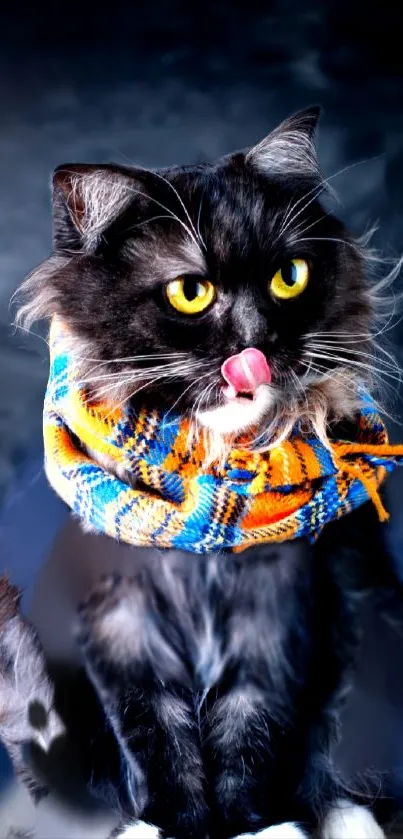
[15,108,403,838]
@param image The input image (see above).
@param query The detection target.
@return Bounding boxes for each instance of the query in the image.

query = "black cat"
[17,107,401,838]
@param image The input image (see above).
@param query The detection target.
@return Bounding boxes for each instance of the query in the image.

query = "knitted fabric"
[43,319,403,554]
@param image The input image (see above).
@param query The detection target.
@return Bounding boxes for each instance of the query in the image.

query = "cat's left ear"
[52,164,138,252]
[246,106,322,178]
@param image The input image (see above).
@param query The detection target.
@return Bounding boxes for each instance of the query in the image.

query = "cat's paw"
[114,822,161,838]
[231,823,308,838]
[321,801,385,839]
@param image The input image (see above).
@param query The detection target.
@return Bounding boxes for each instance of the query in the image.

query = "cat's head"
[18,107,381,447]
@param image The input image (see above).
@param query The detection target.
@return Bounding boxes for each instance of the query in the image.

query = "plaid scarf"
[43,320,403,554]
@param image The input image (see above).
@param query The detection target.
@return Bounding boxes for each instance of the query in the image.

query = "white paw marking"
[232,823,308,839]
[117,822,161,838]
[321,801,385,839]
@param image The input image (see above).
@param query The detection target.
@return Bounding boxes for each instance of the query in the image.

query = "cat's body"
[16,107,402,837]
[77,505,391,839]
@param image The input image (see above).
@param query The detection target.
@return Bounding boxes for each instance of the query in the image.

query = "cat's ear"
[246,106,321,178]
[52,164,136,251]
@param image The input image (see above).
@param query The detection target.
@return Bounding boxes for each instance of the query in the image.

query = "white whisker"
[147,169,207,253]
[126,214,180,233]
[287,215,326,242]
[196,191,207,252]
[305,341,401,374]
[305,331,373,344]
[279,155,383,239]
[126,185,202,254]
[120,163,205,254]
[304,349,402,387]
[77,351,188,367]
[305,309,402,341]
[299,358,357,389]
[80,362,203,386]
[164,371,215,421]
[296,235,399,269]
[78,353,193,382]
[195,381,218,419]
[101,374,172,419]
[278,181,327,238]
[10,322,50,349]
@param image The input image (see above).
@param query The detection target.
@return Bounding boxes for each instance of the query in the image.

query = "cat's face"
[19,108,373,444]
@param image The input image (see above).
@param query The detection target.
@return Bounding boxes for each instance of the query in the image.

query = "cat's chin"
[197,384,275,436]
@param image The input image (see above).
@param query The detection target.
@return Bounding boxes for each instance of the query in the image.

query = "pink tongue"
[221,348,271,399]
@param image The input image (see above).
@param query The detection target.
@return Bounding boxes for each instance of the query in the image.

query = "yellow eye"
[270,259,310,300]
[166,276,215,315]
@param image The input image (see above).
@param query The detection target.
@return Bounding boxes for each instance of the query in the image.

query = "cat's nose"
[221,348,271,398]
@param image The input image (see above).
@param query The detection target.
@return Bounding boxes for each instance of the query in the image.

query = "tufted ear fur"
[246,106,322,177]
[52,163,137,252]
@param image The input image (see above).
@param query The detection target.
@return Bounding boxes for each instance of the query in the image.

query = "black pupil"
[183,277,200,301]
[280,262,297,286]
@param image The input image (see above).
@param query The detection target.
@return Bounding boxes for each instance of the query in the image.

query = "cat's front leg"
[205,541,353,839]
[204,545,313,838]
[77,573,208,839]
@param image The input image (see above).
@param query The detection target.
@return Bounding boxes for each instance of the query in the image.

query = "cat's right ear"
[52,164,137,252]
[246,106,322,178]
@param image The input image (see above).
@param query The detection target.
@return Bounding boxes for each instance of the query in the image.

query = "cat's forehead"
[170,164,317,228]
[163,164,319,260]
[170,162,293,207]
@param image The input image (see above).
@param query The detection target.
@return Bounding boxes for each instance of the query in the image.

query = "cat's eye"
[270,259,310,300]
[166,276,215,315]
